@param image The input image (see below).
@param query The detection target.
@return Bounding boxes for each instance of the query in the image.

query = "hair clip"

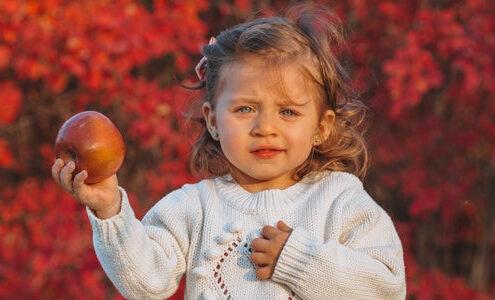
[195,37,217,81]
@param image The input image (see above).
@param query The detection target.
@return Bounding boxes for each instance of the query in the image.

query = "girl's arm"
[271,188,406,300]
[87,187,199,299]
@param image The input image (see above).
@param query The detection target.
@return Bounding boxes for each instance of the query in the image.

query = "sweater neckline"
[215,172,328,214]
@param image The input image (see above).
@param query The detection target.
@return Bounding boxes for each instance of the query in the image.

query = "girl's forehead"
[216,59,319,104]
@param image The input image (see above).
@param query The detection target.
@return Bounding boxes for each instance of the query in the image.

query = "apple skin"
[54,111,126,184]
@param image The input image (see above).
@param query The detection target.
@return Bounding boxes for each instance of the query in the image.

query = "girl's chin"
[230,169,296,191]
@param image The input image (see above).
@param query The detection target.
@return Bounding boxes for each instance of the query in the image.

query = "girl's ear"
[202,102,219,139]
[317,109,335,143]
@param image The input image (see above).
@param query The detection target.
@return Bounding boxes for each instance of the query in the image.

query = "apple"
[54,111,126,184]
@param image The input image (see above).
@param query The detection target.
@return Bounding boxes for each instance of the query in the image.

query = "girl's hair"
[186,3,369,180]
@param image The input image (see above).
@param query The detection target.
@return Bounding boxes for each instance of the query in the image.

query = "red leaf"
[0,81,22,125]
[0,139,14,168]
[0,46,11,69]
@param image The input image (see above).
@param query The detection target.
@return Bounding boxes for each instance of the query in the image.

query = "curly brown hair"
[185,3,369,180]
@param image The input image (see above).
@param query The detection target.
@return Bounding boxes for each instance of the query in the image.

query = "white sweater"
[87,171,406,299]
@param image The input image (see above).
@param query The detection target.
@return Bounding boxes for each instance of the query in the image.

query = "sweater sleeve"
[87,186,199,299]
[271,188,406,299]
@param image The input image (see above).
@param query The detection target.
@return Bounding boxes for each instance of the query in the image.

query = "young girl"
[52,4,406,299]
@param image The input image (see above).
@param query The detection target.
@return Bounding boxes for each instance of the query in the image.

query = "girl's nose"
[251,111,277,137]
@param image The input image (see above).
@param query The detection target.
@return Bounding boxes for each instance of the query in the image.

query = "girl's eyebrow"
[230,97,259,104]
[279,98,311,107]
[231,97,310,107]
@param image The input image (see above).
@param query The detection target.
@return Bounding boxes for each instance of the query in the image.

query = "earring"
[210,130,219,140]
[313,136,321,145]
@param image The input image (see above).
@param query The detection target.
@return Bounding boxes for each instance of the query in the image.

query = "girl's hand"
[51,158,121,219]
[251,220,293,280]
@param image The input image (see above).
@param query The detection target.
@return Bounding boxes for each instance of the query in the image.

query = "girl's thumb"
[276,220,292,233]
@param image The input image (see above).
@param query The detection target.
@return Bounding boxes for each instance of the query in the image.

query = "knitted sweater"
[87,171,406,299]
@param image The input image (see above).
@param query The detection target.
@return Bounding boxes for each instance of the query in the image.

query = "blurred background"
[0,0,493,299]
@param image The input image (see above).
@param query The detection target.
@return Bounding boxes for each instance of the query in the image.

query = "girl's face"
[203,60,335,192]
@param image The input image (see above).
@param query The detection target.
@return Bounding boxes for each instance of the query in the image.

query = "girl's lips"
[251,149,283,159]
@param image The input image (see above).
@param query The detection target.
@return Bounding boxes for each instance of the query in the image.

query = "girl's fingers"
[255,265,273,280]
[276,220,293,233]
[261,225,279,239]
[251,237,271,252]
[60,160,76,192]
[73,170,88,195]
[251,251,272,266]
[51,159,64,185]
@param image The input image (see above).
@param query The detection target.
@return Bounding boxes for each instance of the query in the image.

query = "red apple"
[54,111,126,184]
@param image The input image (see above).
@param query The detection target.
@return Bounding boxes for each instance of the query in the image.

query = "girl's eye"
[236,106,255,113]
[280,109,298,117]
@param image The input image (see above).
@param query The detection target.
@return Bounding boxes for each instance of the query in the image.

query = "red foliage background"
[0,1,493,298]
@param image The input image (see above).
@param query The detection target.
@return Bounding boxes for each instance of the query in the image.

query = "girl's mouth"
[251,149,283,159]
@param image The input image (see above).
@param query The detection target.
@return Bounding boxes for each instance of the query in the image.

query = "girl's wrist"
[95,189,122,219]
